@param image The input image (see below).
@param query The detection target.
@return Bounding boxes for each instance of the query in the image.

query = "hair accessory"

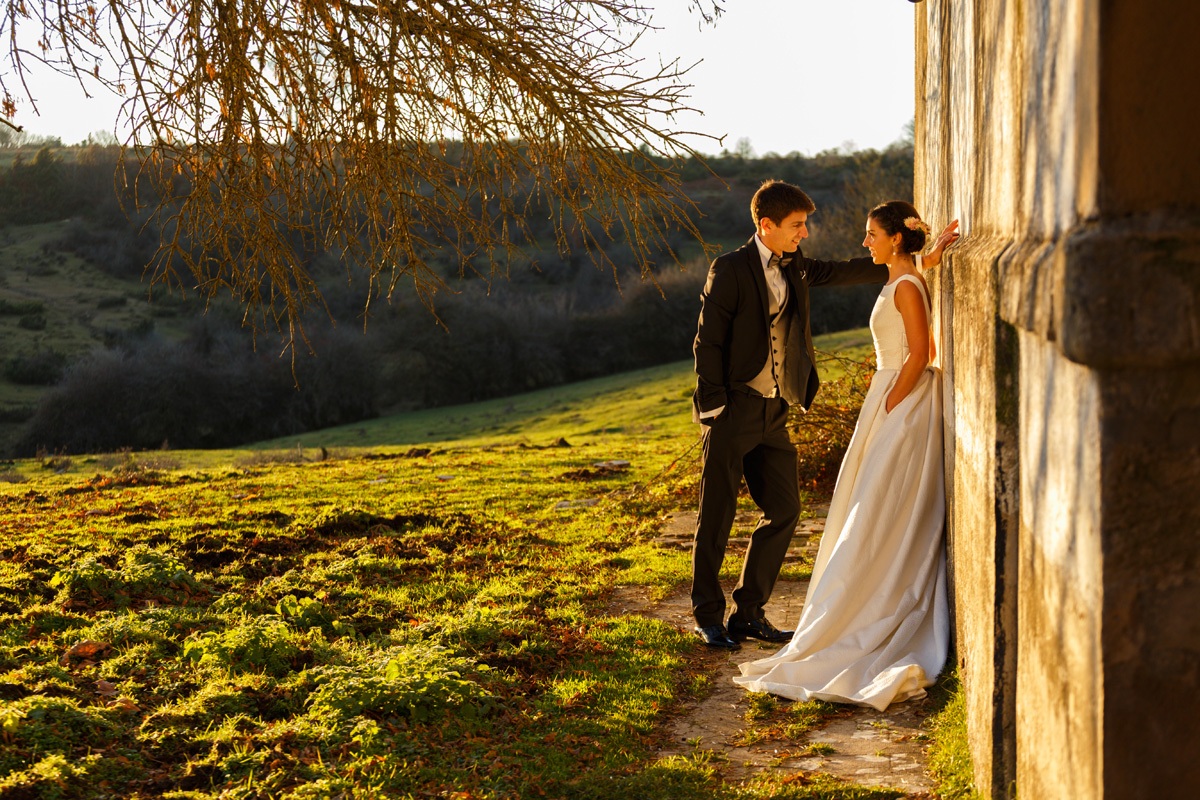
[904,217,932,236]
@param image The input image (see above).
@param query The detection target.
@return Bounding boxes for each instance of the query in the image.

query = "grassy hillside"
[252,361,700,451]
[0,327,898,800]
[251,326,874,452]
[0,220,202,452]
[0,209,873,460]
[0,150,893,457]
[0,326,873,479]
[0,216,717,457]
[0,221,194,358]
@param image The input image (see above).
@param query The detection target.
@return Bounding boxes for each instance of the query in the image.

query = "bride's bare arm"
[886,281,932,413]
[920,219,960,269]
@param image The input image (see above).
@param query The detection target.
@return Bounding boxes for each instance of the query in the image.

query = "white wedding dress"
[734,273,949,711]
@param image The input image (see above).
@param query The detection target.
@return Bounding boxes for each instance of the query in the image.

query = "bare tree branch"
[1,0,724,349]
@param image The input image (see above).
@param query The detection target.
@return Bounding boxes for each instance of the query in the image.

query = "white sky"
[11,0,917,155]
[631,0,918,157]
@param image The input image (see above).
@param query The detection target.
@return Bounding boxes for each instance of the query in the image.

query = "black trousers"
[692,391,801,628]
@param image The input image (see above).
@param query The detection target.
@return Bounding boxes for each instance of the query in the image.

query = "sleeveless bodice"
[870,274,930,371]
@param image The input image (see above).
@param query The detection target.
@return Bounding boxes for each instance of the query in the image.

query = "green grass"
[925,668,986,800]
[0,326,898,800]
[0,442,701,798]
[250,358,701,451]
[0,357,695,799]
[812,327,874,358]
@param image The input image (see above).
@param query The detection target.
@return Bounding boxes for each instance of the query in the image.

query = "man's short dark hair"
[751,180,816,228]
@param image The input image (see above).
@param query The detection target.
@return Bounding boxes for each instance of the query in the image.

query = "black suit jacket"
[692,237,888,420]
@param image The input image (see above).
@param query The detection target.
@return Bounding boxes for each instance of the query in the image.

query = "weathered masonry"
[915,1,1200,798]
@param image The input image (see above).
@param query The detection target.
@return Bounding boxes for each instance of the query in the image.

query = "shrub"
[182,616,306,677]
[0,297,45,315]
[374,267,703,409]
[49,546,204,608]
[277,327,379,432]
[98,317,154,348]
[16,321,379,455]
[96,295,128,309]
[0,405,35,423]
[3,351,68,385]
[17,313,46,330]
[55,218,156,279]
[0,146,71,223]
[789,350,873,494]
[303,644,496,723]
[810,284,882,336]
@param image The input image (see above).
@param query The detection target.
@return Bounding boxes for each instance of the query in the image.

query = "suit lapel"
[744,239,772,325]
[783,246,806,296]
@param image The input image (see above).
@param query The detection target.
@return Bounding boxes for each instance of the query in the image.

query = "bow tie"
[767,253,792,269]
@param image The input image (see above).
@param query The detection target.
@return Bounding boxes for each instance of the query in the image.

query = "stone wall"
[915,1,1200,798]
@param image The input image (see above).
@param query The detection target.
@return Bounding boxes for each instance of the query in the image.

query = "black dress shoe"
[728,616,794,643]
[694,624,742,650]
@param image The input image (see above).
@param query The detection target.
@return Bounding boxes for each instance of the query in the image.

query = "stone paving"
[608,510,937,797]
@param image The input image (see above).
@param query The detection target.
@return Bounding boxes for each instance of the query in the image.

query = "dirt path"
[610,511,937,797]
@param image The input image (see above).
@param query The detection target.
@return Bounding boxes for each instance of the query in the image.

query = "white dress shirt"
[754,234,788,307]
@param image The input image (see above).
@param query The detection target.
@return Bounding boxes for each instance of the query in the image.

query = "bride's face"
[862,217,900,264]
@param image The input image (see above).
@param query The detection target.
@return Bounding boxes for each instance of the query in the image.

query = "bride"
[733,201,958,711]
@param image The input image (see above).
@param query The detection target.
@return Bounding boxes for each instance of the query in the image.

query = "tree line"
[0,139,913,455]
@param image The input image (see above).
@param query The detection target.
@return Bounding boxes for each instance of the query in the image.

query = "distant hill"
[0,141,911,457]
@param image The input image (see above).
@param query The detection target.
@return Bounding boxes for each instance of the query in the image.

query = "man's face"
[759,210,809,255]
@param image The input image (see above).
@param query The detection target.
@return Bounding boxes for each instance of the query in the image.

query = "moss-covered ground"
[0,332,939,799]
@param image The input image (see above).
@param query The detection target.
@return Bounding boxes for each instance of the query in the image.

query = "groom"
[690,180,888,650]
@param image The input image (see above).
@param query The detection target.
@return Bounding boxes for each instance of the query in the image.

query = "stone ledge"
[997,211,1200,369]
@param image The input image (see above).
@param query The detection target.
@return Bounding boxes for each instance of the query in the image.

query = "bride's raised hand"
[922,220,960,268]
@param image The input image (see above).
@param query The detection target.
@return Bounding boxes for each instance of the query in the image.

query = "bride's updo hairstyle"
[868,200,927,255]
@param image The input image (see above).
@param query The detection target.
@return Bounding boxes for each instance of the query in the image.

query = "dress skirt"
[733,366,949,711]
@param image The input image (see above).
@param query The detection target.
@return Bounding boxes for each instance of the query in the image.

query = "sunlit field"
[0,332,903,800]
